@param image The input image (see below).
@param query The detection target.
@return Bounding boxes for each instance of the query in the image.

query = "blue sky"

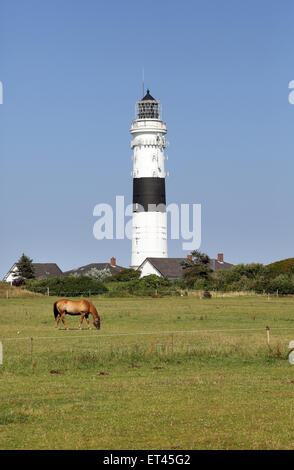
[1,0,293,277]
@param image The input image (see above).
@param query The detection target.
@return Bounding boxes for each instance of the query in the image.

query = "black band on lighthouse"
[133,178,166,212]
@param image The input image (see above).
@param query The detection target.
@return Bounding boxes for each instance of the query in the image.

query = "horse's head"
[93,318,100,330]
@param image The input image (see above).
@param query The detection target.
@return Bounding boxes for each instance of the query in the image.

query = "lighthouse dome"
[137,89,159,119]
[141,89,156,101]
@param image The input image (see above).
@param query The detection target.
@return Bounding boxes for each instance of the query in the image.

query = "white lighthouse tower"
[130,89,168,269]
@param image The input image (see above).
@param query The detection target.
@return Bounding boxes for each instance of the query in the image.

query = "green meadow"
[1,294,294,450]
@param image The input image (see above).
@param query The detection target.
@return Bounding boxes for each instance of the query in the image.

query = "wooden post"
[266,326,270,345]
[0,341,2,365]
[47,287,49,296]
[6,290,8,299]
[30,337,35,371]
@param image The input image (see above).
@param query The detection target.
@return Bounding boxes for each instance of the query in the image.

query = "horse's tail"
[53,301,59,319]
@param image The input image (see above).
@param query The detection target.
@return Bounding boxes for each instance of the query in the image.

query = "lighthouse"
[130,89,168,269]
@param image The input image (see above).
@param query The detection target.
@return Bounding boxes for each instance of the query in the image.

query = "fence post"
[6,290,9,299]
[47,287,50,296]
[30,337,35,371]
[0,341,2,365]
[266,326,270,345]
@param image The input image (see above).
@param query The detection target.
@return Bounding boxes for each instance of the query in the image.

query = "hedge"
[25,276,108,296]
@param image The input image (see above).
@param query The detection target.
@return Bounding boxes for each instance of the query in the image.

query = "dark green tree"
[13,253,35,285]
[181,250,212,287]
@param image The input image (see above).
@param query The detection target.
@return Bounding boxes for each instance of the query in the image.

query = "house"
[3,256,126,284]
[63,257,126,277]
[138,253,234,279]
[3,263,63,283]
[209,253,234,271]
[139,258,187,280]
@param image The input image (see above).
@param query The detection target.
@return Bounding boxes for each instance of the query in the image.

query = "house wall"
[139,261,163,278]
[3,265,18,284]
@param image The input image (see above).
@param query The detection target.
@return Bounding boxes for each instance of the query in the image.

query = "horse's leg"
[85,315,91,330]
[61,312,69,330]
[55,314,61,328]
[79,313,85,330]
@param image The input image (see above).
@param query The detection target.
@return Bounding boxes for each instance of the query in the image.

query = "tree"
[86,267,111,282]
[181,250,211,269]
[13,253,35,285]
[181,250,212,287]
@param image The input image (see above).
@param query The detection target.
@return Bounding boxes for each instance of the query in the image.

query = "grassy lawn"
[1,294,294,449]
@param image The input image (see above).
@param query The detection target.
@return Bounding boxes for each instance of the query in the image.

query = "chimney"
[110,257,116,267]
[217,253,224,263]
[187,254,193,261]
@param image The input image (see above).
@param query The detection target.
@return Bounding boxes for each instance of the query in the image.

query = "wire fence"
[3,325,294,343]
[0,287,273,299]
[0,288,181,298]
[2,325,294,370]
[1,326,294,355]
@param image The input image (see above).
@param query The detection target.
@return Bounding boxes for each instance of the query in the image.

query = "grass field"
[1,294,294,450]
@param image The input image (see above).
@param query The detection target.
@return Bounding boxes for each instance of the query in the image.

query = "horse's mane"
[89,301,99,319]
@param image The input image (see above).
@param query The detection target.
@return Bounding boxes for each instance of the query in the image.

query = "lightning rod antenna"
[142,68,144,98]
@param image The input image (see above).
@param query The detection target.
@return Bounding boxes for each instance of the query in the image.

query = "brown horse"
[53,299,101,330]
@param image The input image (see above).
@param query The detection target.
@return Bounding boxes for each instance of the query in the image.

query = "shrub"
[105,268,141,282]
[193,279,208,290]
[138,275,171,290]
[104,274,178,297]
[25,276,108,296]
[230,263,266,280]
[86,267,111,282]
[210,264,267,292]
[267,275,294,295]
